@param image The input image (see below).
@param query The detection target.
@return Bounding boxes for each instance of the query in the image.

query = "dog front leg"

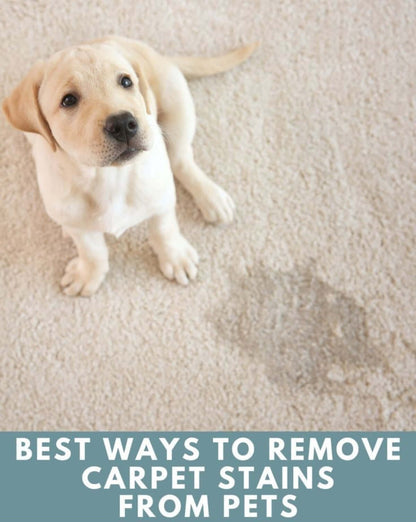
[148,209,199,285]
[60,227,109,296]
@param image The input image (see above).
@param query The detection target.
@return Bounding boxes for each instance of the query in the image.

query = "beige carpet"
[0,0,415,431]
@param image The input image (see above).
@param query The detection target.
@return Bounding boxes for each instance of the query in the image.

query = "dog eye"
[61,94,78,108]
[120,76,133,88]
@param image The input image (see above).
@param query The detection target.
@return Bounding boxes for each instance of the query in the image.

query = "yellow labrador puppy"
[3,36,258,296]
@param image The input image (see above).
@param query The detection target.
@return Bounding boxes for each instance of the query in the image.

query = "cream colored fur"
[3,37,256,296]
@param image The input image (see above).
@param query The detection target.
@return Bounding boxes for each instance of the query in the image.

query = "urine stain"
[213,262,389,393]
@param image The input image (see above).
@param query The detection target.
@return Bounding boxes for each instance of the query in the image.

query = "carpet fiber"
[1,0,415,430]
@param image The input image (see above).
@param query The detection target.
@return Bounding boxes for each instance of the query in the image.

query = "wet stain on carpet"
[212,262,388,392]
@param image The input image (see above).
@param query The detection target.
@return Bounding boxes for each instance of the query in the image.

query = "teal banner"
[0,433,413,521]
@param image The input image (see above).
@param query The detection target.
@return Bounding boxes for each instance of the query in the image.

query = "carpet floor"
[0,0,415,430]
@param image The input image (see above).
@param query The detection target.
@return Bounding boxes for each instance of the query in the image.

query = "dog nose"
[104,112,138,142]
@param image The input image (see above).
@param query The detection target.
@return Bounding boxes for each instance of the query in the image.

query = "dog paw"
[155,236,199,285]
[194,181,235,224]
[60,257,107,296]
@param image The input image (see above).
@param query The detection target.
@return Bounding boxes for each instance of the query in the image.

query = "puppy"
[3,36,258,296]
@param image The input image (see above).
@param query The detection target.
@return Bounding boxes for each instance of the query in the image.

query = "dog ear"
[2,61,56,151]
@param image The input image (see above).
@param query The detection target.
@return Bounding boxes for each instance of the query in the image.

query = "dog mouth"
[115,147,140,163]
[108,135,153,166]
[102,125,154,167]
[108,145,145,166]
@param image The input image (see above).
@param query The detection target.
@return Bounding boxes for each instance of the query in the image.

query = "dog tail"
[169,42,259,79]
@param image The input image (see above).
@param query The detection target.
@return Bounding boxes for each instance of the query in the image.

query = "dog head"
[2,39,154,167]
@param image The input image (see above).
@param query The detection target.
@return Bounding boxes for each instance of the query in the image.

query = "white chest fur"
[27,125,176,237]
